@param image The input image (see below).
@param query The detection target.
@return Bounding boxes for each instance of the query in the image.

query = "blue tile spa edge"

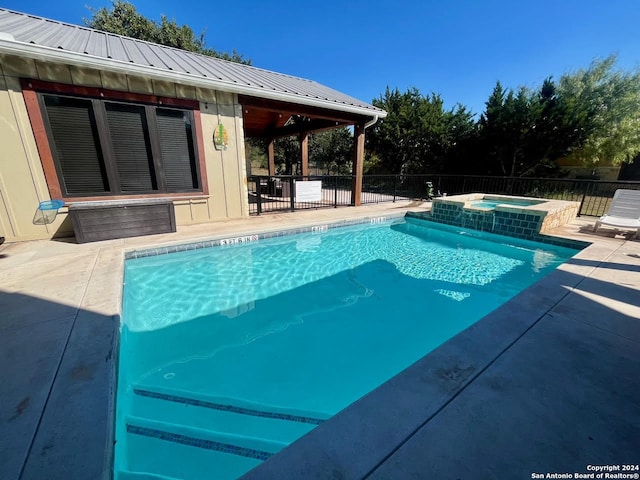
[406,211,590,251]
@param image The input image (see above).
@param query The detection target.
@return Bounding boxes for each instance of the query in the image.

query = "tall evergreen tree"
[367,87,474,174]
[477,82,507,174]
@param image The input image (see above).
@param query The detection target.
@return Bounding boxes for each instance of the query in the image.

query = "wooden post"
[267,138,275,176]
[351,122,365,206]
[300,132,309,177]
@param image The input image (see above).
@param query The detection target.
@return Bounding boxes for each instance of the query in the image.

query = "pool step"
[121,416,271,480]
[129,385,325,445]
[116,469,183,480]
[118,386,329,478]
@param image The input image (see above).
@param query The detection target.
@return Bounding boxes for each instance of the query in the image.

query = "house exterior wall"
[0,60,60,241]
[0,54,249,242]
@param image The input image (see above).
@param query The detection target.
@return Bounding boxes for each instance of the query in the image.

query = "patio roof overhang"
[239,94,374,139]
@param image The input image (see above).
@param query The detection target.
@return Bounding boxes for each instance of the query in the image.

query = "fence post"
[334,176,338,207]
[290,177,296,211]
[393,175,397,202]
[578,181,591,217]
[256,178,262,215]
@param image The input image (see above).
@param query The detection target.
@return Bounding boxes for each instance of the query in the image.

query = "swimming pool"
[115,217,579,479]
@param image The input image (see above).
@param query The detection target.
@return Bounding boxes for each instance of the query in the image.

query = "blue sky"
[2,0,639,115]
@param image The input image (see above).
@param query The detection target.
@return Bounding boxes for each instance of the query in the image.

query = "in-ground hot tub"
[469,197,544,209]
[427,193,580,239]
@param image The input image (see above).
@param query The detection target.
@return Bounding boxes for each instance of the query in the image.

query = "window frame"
[22,78,208,202]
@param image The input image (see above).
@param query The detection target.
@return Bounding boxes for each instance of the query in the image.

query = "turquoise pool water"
[470,198,544,209]
[115,217,578,480]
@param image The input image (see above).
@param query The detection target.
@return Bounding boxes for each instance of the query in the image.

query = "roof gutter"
[0,40,387,119]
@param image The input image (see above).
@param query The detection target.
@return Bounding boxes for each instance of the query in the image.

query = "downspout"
[364,114,379,129]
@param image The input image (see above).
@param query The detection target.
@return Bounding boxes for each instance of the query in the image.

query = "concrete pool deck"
[1,200,639,479]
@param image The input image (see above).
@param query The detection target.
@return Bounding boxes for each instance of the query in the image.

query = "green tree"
[366,87,415,174]
[529,78,573,164]
[274,136,300,175]
[477,81,506,173]
[85,1,250,64]
[477,78,591,177]
[477,56,640,177]
[247,127,354,176]
[558,55,640,169]
[367,87,474,174]
[244,139,268,175]
[309,128,353,175]
[478,82,541,176]
[368,56,640,178]
[438,104,476,174]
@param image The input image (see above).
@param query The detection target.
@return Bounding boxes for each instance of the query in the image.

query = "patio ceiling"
[239,94,369,138]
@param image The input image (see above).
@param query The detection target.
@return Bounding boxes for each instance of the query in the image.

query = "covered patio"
[240,94,381,207]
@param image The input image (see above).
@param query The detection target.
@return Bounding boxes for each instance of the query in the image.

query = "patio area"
[1,200,639,479]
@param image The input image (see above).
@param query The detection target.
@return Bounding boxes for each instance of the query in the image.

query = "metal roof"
[0,8,385,118]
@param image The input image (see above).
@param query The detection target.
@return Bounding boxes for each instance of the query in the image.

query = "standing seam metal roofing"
[0,8,385,116]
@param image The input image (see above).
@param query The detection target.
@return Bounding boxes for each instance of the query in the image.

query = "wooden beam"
[267,138,275,176]
[22,78,199,109]
[351,122,365,206]
[300,132,309,177]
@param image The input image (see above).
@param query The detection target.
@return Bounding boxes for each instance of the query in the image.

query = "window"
[40,93,200,197]
[104,103,157,192]
[156,109,199,190]
[42,96,110,195]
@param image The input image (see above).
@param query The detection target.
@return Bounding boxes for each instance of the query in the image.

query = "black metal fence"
[428,175,640,217]
[247,174,640,217]
[247,175,353,215]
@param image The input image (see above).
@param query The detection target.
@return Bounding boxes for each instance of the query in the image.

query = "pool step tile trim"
[134,388,326,425]
[126,424,273,461]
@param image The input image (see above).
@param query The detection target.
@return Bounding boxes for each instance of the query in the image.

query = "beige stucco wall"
[0,59,67,241]
[0,54,249,242]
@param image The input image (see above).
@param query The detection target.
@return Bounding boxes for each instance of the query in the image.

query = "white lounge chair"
[593,189,640,239]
